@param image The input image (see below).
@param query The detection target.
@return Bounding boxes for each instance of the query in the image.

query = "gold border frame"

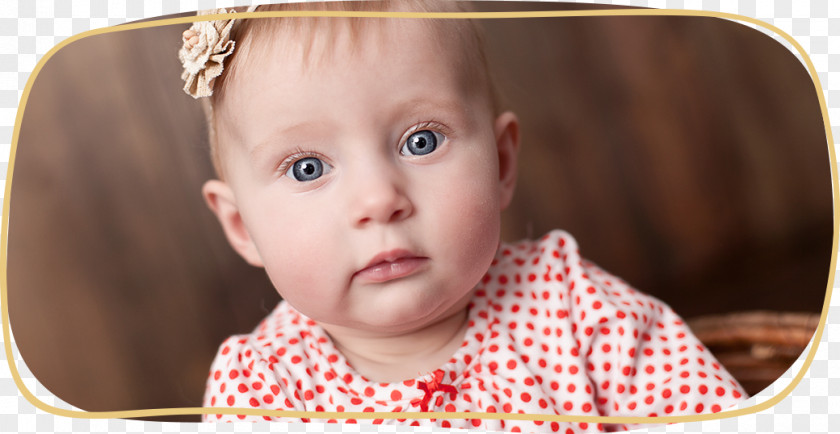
[2,7,836,426]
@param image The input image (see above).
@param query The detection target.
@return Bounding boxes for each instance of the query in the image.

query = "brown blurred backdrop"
[6,2,832,422]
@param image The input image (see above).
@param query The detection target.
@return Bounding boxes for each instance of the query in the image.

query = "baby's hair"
[196,0,501,179]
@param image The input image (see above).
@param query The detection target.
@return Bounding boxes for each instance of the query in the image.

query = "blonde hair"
[199,1,500,179]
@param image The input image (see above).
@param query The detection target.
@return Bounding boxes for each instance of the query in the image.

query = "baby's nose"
[350,171,413,228]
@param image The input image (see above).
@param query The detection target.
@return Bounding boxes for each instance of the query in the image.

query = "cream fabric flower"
[178,8,241,98]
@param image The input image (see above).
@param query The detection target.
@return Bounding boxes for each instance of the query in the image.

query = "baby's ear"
[202,180,264,267]
[494,111,520,210]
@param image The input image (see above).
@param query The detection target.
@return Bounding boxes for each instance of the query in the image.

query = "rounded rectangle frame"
[1,4,836,429]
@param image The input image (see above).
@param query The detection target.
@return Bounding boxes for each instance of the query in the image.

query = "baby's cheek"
[258,226,337,306]
[442,176,501,275]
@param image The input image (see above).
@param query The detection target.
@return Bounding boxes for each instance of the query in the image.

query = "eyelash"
[404,120,451,143]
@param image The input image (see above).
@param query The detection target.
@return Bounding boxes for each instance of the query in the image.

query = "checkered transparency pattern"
[0,0,837,433]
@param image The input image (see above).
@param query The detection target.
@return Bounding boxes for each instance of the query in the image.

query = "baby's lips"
[353,257,429,284]
[354,249,429,284]
[359,248,418,271]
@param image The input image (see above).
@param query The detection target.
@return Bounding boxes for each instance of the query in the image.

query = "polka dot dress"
[203,230,746,431]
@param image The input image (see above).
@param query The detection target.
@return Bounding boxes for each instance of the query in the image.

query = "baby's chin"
[323,286,476,337]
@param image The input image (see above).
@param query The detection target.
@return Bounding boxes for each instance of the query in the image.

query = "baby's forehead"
[218,17,487,131]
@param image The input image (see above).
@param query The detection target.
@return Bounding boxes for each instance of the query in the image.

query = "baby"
[178,1,746,431]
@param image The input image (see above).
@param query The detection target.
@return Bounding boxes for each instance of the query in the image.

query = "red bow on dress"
[412,370,458,412]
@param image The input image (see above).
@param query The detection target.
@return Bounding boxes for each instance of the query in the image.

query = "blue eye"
[400,130,443,156]
[287,157,328,182]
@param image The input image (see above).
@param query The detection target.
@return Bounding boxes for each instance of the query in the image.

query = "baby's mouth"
[354,250,429,283]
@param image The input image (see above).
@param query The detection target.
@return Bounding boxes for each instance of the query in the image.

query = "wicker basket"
[686,311,820,397]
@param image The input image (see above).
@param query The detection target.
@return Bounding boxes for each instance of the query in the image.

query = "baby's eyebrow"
[396,97,469,121]
[247,121,326,163]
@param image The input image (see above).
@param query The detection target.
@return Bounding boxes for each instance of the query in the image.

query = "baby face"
[204,18,519,335]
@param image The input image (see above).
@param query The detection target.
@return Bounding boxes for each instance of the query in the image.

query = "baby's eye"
[400,130,444,156]
[286,157,331,182]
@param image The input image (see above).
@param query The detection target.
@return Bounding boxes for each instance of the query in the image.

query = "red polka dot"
[249,397,259,407]
[226,395,235,406]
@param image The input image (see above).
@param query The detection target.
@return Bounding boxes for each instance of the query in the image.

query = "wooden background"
[6,2,832,421]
